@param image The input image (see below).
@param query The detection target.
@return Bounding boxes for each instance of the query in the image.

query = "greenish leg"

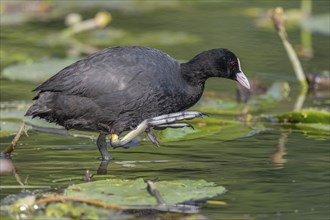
[97,134,112,161]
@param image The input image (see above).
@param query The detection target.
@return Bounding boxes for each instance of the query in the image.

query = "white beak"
[236,72,250,89]
[236,58,250,89]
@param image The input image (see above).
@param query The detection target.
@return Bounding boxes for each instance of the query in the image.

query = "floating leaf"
[1,109,27,120]
[65,178,226,206]
[0,121,22,137]
[157,117,252,142]
[0,109,65,137]
[193,99,238,114]
[276,109,330,124]
[275,109,330,139]
[1,58,79,83]
[294,123,330,139]
[9,195,36,213]
[44,201,129,220]
[2,179,223,218]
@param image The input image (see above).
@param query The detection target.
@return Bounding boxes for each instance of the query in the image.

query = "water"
[1,1,329,219]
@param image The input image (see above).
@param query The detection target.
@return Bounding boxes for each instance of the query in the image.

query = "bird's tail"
[25,92,52,118]
[25,103,51,118]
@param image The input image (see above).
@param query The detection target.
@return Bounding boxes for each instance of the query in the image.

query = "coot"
[26,46,250,160]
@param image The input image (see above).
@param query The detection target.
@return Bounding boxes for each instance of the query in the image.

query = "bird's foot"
[144,111,205,146]
[147,111,205,129]
[110,111,206,148]
[145,129,160,147]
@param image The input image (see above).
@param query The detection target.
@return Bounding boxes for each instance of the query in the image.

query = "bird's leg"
[145,128,160,147]
[110,111,205,148]
[97,160,110,174]
[97,134,112,161]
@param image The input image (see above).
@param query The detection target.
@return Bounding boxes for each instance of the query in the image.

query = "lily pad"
[276,109,330,124]
[65,178,226,206]
[1,58,79,83]
[0,108,65,137]
[275,109,330,138]
[158,117,253,142]
[0,121,22,137]
[44,201,130,220]
[193,99,239,114]
[1,179,219,219]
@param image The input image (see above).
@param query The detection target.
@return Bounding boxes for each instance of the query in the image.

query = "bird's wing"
[33,47,179,99]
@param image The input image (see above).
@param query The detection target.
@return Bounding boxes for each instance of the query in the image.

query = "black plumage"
[26,46,250,159]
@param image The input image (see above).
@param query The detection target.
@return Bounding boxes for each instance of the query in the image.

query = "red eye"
[228,61,237,69]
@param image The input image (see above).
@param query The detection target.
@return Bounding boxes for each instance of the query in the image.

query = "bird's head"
[184,48,250,89]
[205,48,250,89]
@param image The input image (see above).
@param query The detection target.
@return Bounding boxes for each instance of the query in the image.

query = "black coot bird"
[26,46,250,160]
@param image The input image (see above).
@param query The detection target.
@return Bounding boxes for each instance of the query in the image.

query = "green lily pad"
[275,109,330,139]
[158,117,253,142]
[0,108,65,137]
[65,178,226,206]
[44,201,129,220]
[0,121,22,137]
[193,99,239,114]
[276,109,330,124]
[294,123,330,139]
[3,179,216,219]
[1,58,79,83]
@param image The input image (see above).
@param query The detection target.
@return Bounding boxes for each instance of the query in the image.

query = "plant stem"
[36,196,125,211]
[2,122,26,155]
[271,7,308,90]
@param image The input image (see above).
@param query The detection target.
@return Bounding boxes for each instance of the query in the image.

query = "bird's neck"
[180,62,209,87]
